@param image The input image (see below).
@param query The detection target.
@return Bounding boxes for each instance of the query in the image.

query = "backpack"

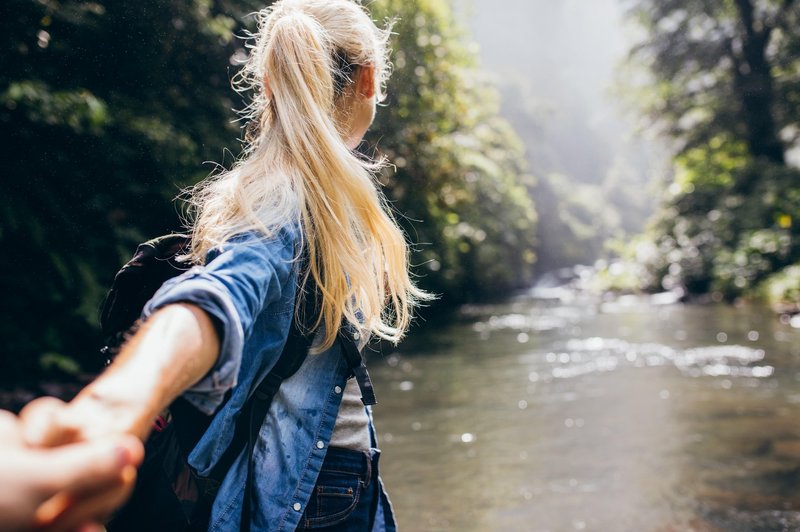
[97,233,375,532]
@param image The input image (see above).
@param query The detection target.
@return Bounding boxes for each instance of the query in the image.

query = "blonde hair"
[186,0,430,349]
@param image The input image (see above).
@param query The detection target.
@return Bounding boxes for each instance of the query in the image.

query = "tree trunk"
[732,0,786,164]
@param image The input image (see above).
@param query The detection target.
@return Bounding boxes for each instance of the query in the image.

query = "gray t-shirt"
[329,376,371,450]
[329,330,371,450]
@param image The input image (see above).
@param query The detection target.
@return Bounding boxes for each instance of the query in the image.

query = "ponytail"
[188,0,430,349]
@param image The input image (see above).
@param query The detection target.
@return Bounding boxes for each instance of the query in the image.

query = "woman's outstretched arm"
[21,302,220,445]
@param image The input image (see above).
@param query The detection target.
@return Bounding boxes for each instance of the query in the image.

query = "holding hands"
[1,303,222,532]
[0,407,143,532]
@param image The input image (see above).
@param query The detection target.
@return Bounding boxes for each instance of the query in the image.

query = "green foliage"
[623,0,800,299]
[0,0,262,385]
[626,0,797,162]
[757,262,800,312]
[533,173,625,273]
[639,159,800,297]
[368,0,538,302]
[1,0,538,385]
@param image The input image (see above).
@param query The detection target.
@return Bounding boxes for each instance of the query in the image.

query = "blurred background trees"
[3,0,799,391]
[369,0,538,302]
[1,0,263,386]
[462,0,659,276]
[623,0,800,307]
[0,0,537,388]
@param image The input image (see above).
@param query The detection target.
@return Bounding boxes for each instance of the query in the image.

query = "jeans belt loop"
[363,450,373,487]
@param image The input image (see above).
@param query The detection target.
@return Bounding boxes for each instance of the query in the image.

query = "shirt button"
[316,440,325,449]
[353,331,361,341]
[293,503,302,512]
[334,385,342,394]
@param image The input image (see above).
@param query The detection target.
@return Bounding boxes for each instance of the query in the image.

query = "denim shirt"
[141,225,397,532]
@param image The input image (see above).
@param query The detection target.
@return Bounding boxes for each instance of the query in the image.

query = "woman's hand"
[0,410,143,532]
[19,393,152,454]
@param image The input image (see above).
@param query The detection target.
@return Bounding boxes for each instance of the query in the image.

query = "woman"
[20,0,429,530]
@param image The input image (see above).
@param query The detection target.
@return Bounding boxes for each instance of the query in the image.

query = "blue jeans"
[296,447,380,531]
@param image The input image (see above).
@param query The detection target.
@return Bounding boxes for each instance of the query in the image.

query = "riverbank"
[546,260,800,320]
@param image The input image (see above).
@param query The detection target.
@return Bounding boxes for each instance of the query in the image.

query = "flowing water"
[368,293,800,532]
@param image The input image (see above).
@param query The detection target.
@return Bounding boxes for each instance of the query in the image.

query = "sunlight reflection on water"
[519,337,774,381]
[371,298,800,531]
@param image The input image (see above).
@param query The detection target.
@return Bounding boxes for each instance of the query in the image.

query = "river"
[368,293,800,531]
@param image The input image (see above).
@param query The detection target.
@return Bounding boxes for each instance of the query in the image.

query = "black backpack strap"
[338,326,377,406]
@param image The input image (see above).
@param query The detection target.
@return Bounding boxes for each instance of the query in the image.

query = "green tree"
[369,0,538,302]
[624,0,800,298]
[628,0,798,163]
[0,0,538,389]
[0,0,262,386]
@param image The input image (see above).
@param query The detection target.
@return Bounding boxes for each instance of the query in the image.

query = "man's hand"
[14,303,220,531]
[0,410,144,532]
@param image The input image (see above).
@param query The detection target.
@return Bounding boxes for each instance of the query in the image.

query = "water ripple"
[528,337,774,380]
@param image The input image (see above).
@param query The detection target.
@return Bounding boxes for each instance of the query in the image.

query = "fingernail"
[77,523,104,532]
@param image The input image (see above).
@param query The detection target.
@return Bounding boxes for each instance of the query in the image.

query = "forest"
[610,0,800,308]
[2,0,799,390]
[1,0,537,388]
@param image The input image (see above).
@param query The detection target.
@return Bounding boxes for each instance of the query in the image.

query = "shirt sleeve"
[140,228,298,414]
